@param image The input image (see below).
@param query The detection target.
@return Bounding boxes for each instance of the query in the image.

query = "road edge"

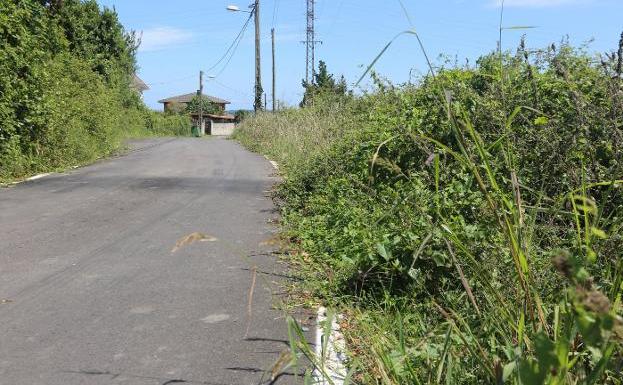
[261,154,350,383]
[314,307,348,384]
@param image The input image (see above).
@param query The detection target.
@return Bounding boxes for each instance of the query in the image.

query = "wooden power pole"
[198,70,204,135]
[271,28,276,112]
[253,0,263,112]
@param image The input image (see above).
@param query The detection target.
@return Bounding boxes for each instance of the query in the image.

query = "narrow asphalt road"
[0,138,302,385]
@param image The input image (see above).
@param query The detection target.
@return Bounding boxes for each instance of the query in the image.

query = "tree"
[0,0,143,180]
[51,0,138,82]
[234,110,251,122]
[164,102,186,115]
[38,0,64,14]
[300,60,349,107]
[185,96,222,116]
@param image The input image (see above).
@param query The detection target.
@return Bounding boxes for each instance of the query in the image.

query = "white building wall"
[210,122,235,136]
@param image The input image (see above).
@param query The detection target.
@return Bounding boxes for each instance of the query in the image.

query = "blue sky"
[97,0,623,111]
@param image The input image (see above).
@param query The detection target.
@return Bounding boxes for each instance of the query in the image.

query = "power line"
[327,0,345,35]
[271,0,280,28]
[145,74,195,86]
[212,79,253,97]
[212,21,251,78]
[200,4,257,108]
[204,12,254,75]
[149,14,252,94]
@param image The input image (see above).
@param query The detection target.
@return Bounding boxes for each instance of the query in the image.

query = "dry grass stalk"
[270,349,294,380]
[445,239,481,316]
[170,232,218,253]
[245,265,258,339]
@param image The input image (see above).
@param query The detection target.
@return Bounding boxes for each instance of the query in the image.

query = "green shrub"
[185,95,222,116]
[143,110,192,137]
[0,0,177,182]
[235,40,623,384]
[41,53,125,167]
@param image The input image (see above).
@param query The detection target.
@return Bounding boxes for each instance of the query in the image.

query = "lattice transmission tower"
[305,0,321,84]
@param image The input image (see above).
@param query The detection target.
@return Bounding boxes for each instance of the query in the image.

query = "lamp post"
[198,71,203,134]
[196,73,217,135]
[227,2,262,112]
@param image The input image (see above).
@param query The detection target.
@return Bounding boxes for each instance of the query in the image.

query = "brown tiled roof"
[158,93,230,105]
[189,112,236,120]
[132,75,149,91]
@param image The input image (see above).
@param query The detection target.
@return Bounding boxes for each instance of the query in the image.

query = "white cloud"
[493,0,589,7]
[138,27,194,52]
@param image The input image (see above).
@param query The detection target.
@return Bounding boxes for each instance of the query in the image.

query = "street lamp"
[197,73,218,135]
[226,5,250,13]
[227,2,262,111]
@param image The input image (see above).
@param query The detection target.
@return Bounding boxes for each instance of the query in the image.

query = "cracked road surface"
[0,138,300,385]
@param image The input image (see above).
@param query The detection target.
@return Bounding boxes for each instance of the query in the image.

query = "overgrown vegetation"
[300,60,350,107]
[144,110,192,137]
[0,0,188,182]
[185,95,224,116]
[235,37,623,384]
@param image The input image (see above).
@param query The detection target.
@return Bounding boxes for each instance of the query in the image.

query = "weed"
[235,35,623,384]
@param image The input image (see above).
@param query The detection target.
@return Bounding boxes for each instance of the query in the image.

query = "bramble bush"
[235,38,623,383]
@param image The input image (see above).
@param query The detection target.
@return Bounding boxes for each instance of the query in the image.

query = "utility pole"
[226,2,263,112]
[198,70,204,135]
[271,28,276,112]
[254,0,263,112]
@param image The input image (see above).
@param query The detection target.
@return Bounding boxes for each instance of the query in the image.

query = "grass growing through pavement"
[235,36,623,384]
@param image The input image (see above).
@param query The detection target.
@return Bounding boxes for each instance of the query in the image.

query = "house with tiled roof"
[158,92,235,136]
[158,92,230,113]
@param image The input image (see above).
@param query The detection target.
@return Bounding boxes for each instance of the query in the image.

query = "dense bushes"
[0,0,188,182]
[143,111,192,137]
[235,39,623,383]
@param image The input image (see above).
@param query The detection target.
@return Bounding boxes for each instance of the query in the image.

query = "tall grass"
[234,103,358,173]
[235,35,623,384]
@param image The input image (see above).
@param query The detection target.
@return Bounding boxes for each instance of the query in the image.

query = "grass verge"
[234,38,623,384]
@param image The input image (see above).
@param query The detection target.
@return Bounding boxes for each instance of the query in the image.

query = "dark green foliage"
[185,95,222,116]
[301,60,350,107]
[51,0,138,81]
[236,40,623,383]
[234,109,252,122]
[0,0,164,182]
[143,110,192,137]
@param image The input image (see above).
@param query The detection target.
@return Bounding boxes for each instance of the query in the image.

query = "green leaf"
[503,361,516,382]
[590,227,607,239]
[356,30,418,86]
[576,309,603,347]
[519,333,557,384]
[588,346,603,365]
[408,268,421,280]
[587,248,597,263]
[534,116,549,126]
[534,333,557,370]
[376,243,390,261]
